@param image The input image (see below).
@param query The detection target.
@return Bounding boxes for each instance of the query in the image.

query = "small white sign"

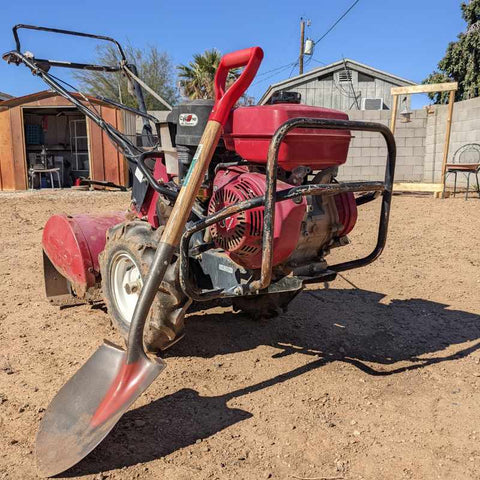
[219,264,234,274]
[179,113,199,127]
[134,167,145,183]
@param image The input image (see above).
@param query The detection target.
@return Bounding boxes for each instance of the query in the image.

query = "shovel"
[36,46,264,477]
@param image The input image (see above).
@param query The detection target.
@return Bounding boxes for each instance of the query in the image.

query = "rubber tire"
[99,220,191,353]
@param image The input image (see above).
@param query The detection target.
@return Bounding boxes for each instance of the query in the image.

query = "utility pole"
[299,18,305,75]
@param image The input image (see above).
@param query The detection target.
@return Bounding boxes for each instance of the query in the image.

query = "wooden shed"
[0,91,135,191]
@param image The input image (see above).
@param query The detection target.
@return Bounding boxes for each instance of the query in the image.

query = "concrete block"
[370,135,384,147]
[401,146,414,157]
[456,108,471,122]
[359,137,371,148]
[361,110,382,120]
[360,165,377,177]
[361,147,373,157]
[413,165,424,175]
[413,146,425,156]
[405,136,424,147]
[348,147,362,156]
[398,128,416,138]
[351,157,367,167]
[402,155,421,166]
[368,156,385,167]
[395,165,415,177]
[415,127,426,137]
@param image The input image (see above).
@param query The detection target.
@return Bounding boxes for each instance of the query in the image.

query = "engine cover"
[208,167,306,269]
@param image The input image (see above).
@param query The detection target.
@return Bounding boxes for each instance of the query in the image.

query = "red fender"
[42,213,125,300]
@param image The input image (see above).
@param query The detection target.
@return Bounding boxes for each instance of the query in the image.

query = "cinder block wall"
[424,96,480,184]
[338,109,426,182]
[337,96,480,185]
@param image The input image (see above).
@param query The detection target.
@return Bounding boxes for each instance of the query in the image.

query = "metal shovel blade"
[36,341,165,477]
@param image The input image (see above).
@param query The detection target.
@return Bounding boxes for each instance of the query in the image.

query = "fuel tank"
[223,104,351,171]
[42,213,125,304]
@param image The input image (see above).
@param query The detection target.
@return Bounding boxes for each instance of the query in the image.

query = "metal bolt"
[124,279,142,294]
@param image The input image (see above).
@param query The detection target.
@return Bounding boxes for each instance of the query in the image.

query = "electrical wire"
[251,62,298,87]
[254,62,298,78]
[312,0,361,46]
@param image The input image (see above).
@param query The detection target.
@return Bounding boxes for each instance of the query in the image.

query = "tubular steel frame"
[3,24,158,159]
[177,117,396,301]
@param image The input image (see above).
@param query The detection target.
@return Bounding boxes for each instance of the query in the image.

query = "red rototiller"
[3,25,396,477]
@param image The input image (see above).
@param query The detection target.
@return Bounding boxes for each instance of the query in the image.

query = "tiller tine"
[35,46,263,477]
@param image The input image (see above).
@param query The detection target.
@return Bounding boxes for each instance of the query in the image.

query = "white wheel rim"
[110,251,143,326]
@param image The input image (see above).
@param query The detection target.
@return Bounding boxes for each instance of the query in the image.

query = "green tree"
[177,49,239,99]
[423,0,480,104]
[74,43,178,110]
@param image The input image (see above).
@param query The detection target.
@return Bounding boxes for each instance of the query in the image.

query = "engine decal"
[179,113,198,126]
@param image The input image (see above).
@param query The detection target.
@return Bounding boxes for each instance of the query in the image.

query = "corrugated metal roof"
[259,58,416,105]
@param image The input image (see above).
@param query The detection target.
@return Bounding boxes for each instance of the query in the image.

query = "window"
[358,72,375,83]
[318,73,334,81]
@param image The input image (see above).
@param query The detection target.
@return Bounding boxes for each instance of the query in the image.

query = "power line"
[252,1,361,88]
[251,62,297,87]
[313,0,361,46]
[254,61,298,79]
[310,58,327,66]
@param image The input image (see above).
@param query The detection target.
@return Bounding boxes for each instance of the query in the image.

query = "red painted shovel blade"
[35,341,165,477]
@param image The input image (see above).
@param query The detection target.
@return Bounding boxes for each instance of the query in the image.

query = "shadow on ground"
[63,288,480,476]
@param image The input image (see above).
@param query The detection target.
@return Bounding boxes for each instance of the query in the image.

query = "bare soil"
[0,190,479,480]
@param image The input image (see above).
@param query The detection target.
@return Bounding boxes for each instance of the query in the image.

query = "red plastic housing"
[334,192,358,237]
[208,167,306,269]
[223,104,351,171]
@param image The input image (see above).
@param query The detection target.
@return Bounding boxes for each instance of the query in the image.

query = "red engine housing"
[208,167,306,269]
[223,104,351,171]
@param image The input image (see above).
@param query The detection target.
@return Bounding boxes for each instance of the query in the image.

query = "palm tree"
[178,49,239,100]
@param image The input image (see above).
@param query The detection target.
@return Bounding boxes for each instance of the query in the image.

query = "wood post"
[390,94,399,133]
[441,89,456,185]
[299,19,305,75]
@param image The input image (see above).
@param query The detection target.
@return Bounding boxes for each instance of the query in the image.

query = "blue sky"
[0,0,465,108]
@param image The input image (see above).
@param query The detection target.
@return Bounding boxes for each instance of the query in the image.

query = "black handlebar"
[12,24,127,61]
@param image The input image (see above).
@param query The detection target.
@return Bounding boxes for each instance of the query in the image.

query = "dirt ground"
[0,190,479,480]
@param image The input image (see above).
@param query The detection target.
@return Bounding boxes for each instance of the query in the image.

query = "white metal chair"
[29,167,62,190]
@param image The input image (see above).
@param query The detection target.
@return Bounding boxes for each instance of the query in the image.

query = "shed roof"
[0,91,13,101]
[0,90,114,110]
[259,58,416,105]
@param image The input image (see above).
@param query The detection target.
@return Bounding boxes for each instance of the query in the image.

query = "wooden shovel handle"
[160,120,222,246]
